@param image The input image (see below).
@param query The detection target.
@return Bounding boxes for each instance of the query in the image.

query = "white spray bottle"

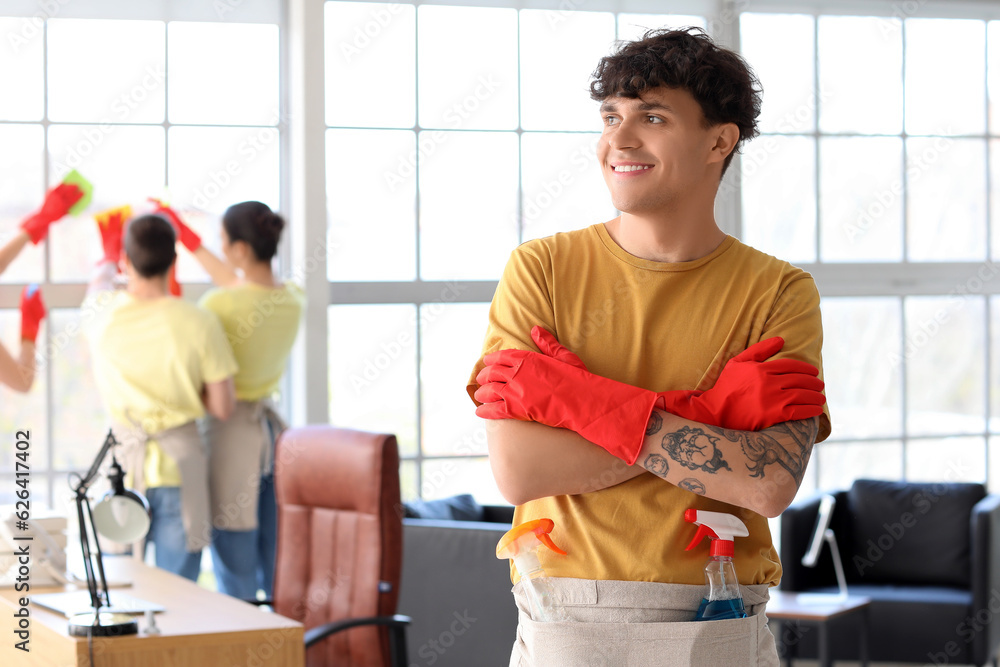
[496,518,568,622]
[685,508,749,621]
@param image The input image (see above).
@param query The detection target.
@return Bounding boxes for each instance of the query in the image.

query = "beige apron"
[203,399,287,532]
[509,578,779,667]
[112,420,211,553]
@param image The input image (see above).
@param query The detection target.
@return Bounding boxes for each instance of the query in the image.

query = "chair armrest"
[304,613,411,647]
[970,493,1000,664]
[779,493,825,591]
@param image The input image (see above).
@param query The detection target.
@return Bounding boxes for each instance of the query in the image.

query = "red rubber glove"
[168,264,182,297]
[657,336,826,431]
[20,183,84,244]
[94,205,131,266]
[20,284,45,343]
[150,200,201,252]
[474,327,825,465]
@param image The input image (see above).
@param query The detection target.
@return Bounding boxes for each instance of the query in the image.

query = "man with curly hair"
[470,28,831,665]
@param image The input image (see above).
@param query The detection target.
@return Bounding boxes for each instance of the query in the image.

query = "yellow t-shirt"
[468,224,831,587]
[197,283,304,401]
[84,290,238,487]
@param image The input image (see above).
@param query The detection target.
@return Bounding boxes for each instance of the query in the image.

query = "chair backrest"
[273,426,402,667]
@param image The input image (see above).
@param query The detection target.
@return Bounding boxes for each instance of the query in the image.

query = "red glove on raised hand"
[474,327,826,465]
[20,183,84,244]
[20,284,46,343]
[151,200,201,252]
[94,205,131,266]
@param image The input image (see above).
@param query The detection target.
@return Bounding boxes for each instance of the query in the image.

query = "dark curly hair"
[590,27,762,176]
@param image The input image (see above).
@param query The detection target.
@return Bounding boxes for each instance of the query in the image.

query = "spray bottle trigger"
[538,533,567,556]
[685,524,718,551]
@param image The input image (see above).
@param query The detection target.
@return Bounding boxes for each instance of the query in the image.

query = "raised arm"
[0,232,30,277]
[153,202,239,287]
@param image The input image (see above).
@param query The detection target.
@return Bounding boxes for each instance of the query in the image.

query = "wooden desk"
[0,556,304,667]
[767,591,871,667]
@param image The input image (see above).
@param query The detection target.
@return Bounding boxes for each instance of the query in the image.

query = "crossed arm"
[487,413,820,518]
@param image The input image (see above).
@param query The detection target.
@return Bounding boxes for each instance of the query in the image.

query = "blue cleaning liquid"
[694,597,747,621]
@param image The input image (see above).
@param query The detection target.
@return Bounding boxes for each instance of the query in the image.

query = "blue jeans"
[144,486,202,582]
[210,473,277,599]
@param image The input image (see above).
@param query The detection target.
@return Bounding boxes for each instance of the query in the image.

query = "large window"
[0,5,281,512]
[3,0,999,511]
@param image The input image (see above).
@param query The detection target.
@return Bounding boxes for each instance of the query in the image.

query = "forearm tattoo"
[705,420,819,485]
[642,414,819,487]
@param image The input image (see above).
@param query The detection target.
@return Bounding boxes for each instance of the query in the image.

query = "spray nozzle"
[496,518,567,560]
[684,508,748,558]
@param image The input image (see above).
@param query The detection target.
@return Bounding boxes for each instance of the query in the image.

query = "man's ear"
[707,123,740,165]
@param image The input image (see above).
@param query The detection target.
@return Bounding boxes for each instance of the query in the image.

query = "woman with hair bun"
[159,200,304,599]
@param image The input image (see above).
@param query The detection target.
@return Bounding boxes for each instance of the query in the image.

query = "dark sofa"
[397,498,517,667]
[780,479,1000,665]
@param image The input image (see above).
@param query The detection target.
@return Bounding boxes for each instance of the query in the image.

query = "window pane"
[168,126,280,281]
[905,19,986,136]
[168,22,279,126]
[417,5,517,130]
[325,2,415,128]
[520,133,613,242]
[820,137,903,262]
[822,297,903,440]
[328,305,418,457]
[399,459,418,502]
[741,135,816,263]
[327,129,416,281]
[905,296,986,436]
[740,14,815,134]
[990,296,1000,433]
[421,458,503,505]
[816,441,903,491]
[420,303,490,457]
[419,132,518,280]
[48,19,165,124]
[906,138,986,262]
[617,14,706,42]
[0,125,44,284]
[0,17,44,120]
[519,10,615,131]
[990,437,1000,492]
[0,311,48,470]
[818,16,902,135]
[49,310,106,470]
[907,437,986,483]
[993,140,1000,261]
[991,22,1000,133]
[47,125,165,283]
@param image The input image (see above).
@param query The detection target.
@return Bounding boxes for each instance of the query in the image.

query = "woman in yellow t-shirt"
[162,200,304,599]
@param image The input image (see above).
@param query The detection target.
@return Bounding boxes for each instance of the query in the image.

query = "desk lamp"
[67,429,151,637]
[799,493,849,603]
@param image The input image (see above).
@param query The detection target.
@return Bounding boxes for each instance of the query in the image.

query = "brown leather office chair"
[273,425,410,667]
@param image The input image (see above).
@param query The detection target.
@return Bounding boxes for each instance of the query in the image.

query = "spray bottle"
[685,508,749,621]
[496,518,568,622]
